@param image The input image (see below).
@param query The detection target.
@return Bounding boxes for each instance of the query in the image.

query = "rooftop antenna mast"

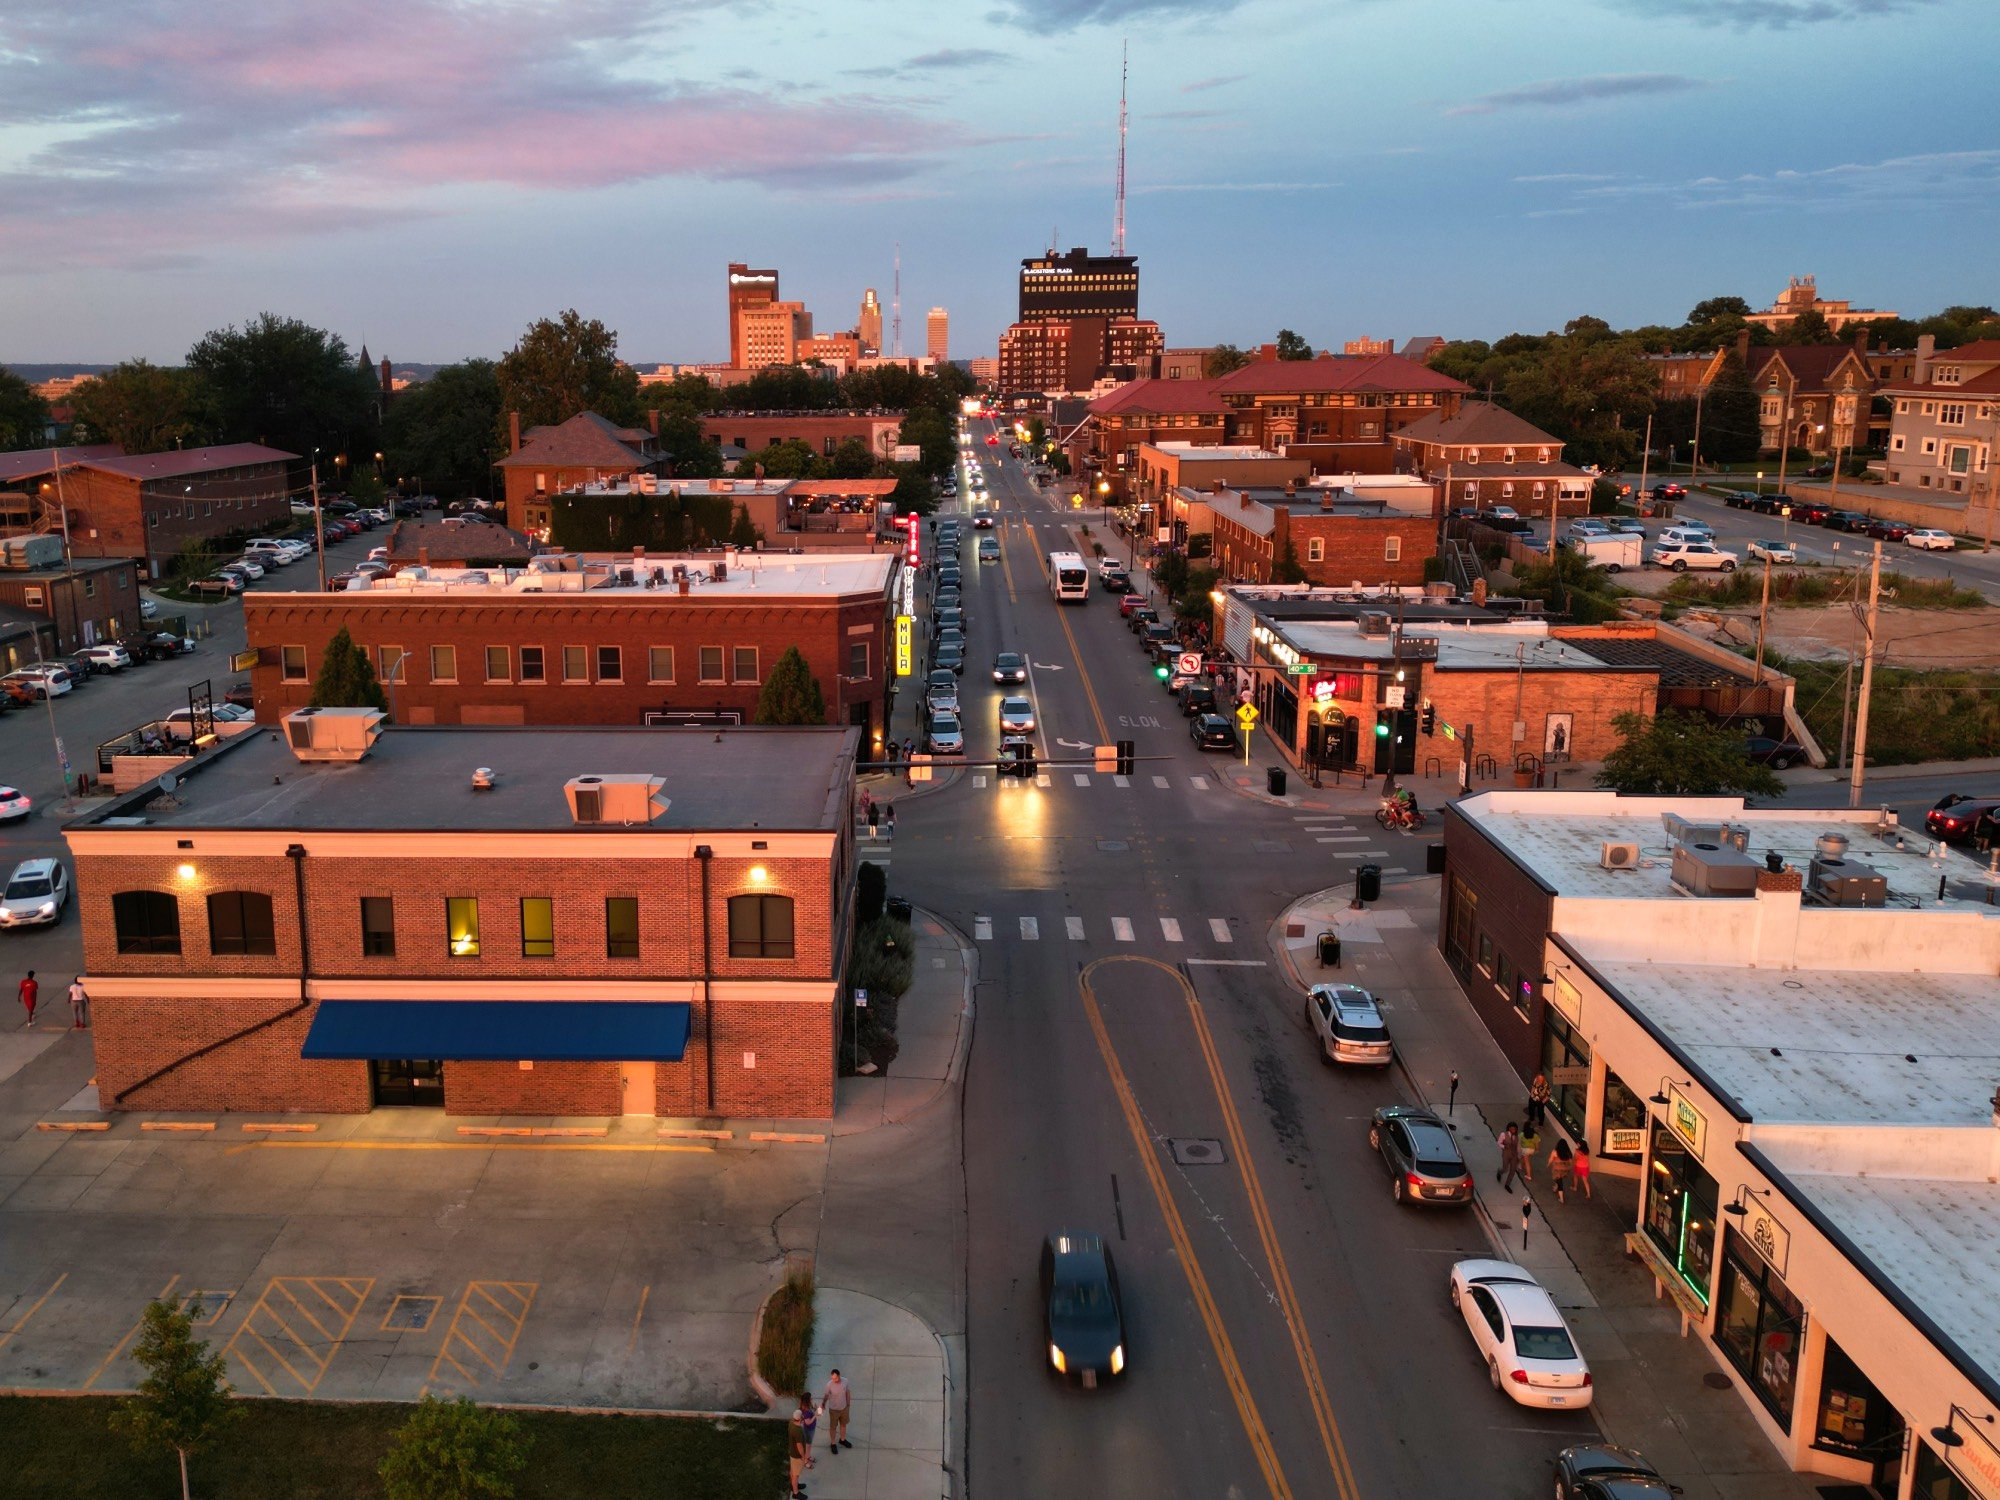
[892,242,902,359]
[1112,40,1128,257]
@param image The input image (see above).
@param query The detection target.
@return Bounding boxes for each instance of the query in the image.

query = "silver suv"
[1306,983,1393,1066]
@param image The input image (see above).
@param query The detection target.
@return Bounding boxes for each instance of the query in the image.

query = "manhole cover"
[1702,1372,1733,1390]
[1097,839,1128,852]
[1255,840,1289,854]
[1169,1137,1226,1165]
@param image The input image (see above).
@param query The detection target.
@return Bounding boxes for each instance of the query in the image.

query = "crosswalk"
[956,769,1230,792]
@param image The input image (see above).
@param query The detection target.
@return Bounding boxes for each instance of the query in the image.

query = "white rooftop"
[338,551,894,600]
[1276,619,1620,672]
[1149,442,1286,460]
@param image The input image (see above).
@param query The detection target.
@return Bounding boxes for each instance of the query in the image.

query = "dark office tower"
[1018,247,1139,324]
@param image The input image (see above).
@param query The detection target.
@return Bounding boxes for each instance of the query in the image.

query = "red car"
[1926,794,2000,843]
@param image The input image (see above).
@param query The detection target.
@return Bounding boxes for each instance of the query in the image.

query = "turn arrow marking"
[1055,738,1094,751]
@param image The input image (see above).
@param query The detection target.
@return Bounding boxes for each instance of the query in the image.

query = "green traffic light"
[1154,664,1169,680]
[1374,722,1390,737]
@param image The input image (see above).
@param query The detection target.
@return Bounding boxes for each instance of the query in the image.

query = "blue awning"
[301,1000,691,1062]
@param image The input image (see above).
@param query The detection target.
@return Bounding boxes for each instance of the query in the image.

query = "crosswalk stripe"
[1073,773,1090,787]
[1160,918,1183,943]
[974,916,993,941]
[1114,775,1129,787]
[1152,775,1170,788]
[1321,834,1371,843]
[972,774,988,788]
[1035,774,1051,788]
[1020,916,1039,940]
[1111,917,1134,942]
[1066,917,1086,940]
[1190,776,1209,790]
[1209,918,1232,943]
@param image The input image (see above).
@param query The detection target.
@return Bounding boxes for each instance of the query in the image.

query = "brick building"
[495,411,665,535]
[0,444,124,536]
[1209,352,1469,473]
[997,316,1163,395]
[1066,379,1227,498]
[244,551,899,745]
[699,411,905,465]
[1749,343,1875,456]
[1177,481,1440,589]
[0,543,144,653]
[740,301,814,368]
[58,444,296,577]
[727,263,781,368]
[1880,338,2000,497]
[1392,401,1594,517]
[64,713,859,1118]
[1743,274,1894,333]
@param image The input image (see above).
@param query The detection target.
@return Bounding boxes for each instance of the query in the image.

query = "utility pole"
[1753,554,1773,679]
[311,456,328,591]
[1847,541,1883,808]
[1636,412,1654,504]
[1689,387,1705,479]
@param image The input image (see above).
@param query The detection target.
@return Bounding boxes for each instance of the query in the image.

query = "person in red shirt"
[18,970,38,1027]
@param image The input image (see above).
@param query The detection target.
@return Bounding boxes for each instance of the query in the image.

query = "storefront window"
[1445,878,1476,978]
[1915,1441,1980,1500]
[1813,1336,1900,1463]
[1600,1073,1647,1160]
[1541,1010,1590,1140]
[1269,679,1298,747]
[1643,1124,1718,1305]
[1714,1226,1803,1430]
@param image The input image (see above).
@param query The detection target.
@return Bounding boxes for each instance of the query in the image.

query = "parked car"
[992,651,1028,685]
[1488,505,1520,519]
[1906,528,1956,551]
[0,786,31,821]
[924,671,959,716]
[1657,523,1713,547]
[1040,1232,1126,1388]
[222,556,265,579]
[77,643,133,672]
[161,703,257,741]
[139,596,160,619]
[1825,510,1874,533]
[1606,517,1647,537]
[1119,593,1153,621]
[1863,518,1911,542]
[191,574,245,596]
[1553,1443,1679,1500]
[1746,539,1796,564]
[223,681,256,710]
[934,628,966,659]
[1140,622,1178,654]
[1305,984,1392,1066]
[1925,793,2000,843]
[934,641,965,676]
[59,653,96,683]
[1484,515,1536,535]
[4,665,72,697]
[1743,735,1807,770]
[926,712,964,757]
[1790,498,1830,524]
[1650,542,1737,573]
[1127,604,1161,633]
[1717,488,1760,508]
[1565,519,1610,541]
[139,632,196,660]
[1449,1260,1594,1408]
[1368,1105,1474,1205]
[1190,713,1238,752]
[0,857,69,928]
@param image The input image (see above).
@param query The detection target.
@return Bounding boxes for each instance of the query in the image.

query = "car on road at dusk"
[5,665,72,697]
[1650,541,1736,572]
[1041,1232,1126,1389]
[972,510,993,528]
[1925,793,2000,843]
[1306,984,1392,1066]
[0,857,69,927]
[1906,528,1955,550]
[1449,1260,1594,1409]
[926,712,964,756]
[1746,539,1796,564]
[934,641,965,676]
[998,696,1036,733]
[1190,713,1238,752]
[1118,593,1152,621]
[1552,1443,1678,1500]
[77,643,133,671]
[0,786,32,822]
[1824,510,1873,533]
[1141,622,1178,655]
[1863,518,1911,542]
[1369,1105,1473,1205]
[1649,482,1687,501]
[992,652,1027,685]
[1178,682,1217,717]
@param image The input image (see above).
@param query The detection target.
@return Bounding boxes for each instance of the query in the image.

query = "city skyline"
[2,0,1995,364]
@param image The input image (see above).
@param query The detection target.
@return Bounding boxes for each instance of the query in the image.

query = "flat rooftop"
[1275,620,1627,672]
[297,551,894,600]
[1147,443,1286,460]
[76,725,858,834]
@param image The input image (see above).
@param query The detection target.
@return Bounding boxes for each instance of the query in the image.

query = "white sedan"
[1747,539,1797,564]
[1449,1259,1594,1409]
[0,785,31,822]
[999,696,1036,734]
[1906,529,1956,551]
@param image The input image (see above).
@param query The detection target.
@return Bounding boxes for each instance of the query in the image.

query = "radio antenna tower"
[892,242,902,358]
[1112,40,1128,257]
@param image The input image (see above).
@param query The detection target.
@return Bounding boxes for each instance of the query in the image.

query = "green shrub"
[757,1265,816,1396]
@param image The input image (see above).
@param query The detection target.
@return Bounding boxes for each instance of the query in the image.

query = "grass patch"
[1668,568,1984,610]
[0,1395,783,1500]
[756,1266,817,1398]
[1774,654,2000,767]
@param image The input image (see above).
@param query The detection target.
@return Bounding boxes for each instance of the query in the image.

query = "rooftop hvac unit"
[564,774,668,826]
[1600,841,1640,871]
[1357,611,1391,637]
[1662,813,1727,847]
[1670,840,1761,897]
[1809,856,1887,908]
[1396,633,1440,661]
[281,708,385,762]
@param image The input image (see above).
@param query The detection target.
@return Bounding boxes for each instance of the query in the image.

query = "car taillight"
[1944,819,1960,830]
[1405,1172,1425,1192]
[1581,1372,1592,1386]
[1509,1369,1529,1384]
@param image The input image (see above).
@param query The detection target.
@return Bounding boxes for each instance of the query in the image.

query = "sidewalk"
[1277,880,1822,1500]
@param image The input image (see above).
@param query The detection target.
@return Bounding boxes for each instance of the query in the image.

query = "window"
[519,897,554,958]
[1538,448,1550,463]
[1383,536,1402,563]
[281,646,308,682]
[605,897,640,958]
[1501,482,1514,498]
[848,641,868,679]
[699,646,724,683]
[113,890,181,955]
[429,644,457,683]
[1713,1227,1803,1428]
[446,897,480,957]
[520,646,545,682]
[1306,538,1324,563]
[1532,483,1546,500]
[378,646,407,683]
[563,646,588,682]
[208,891,277,956]
[1940,403,1966,426]
[23,587,42,608]
[484,646,510,683]
[733,647,759,683]
[1502,448,1515,464]
[648,647,675,683]
[1468,449,1481,464]
[596,645,622,682]
[728,894,795,959]
[360,897,395,956]
[1935,365,1961,385]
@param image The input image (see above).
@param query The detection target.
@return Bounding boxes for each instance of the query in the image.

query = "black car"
[1140,622,1178,654]
[1127,604,1159,633]
[1553,1443,1681,1500]
[1743,735,1807,771]
[1040,1232,1126,1388]
[992,651,1027,685]
[1825,510,1873,533]
[1485,515,1536,535]
[1190,713,1238,752]
[1100,570,1132,594]
[1178,682,1217,717]
[1649,482,1687,500]
[1368,1104,1474,1206]
[1926,793,2000,843]
[934,642,965,676]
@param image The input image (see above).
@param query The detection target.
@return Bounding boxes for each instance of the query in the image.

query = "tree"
[1596,709,1784,798]
[310,626,389,712]
[741,439,819,479]
[896,406,956,477]
[1274,329,1313,361]
[1702,353,1762,465]
[753,646,828,725]
[1202,344,1251,378]
[636,372,720,414]
[827,437,878,479]
[383,360,502,499]
[856,861,887,925]
[1777,308,1839,345]
[379,1394,529,1500]
[111,1296,240,1500]
[494,310,641,432]
[735,365,839,412]
[1272,537,1308,584]
[1023,415,1048,452]
[888,462,937,517]
[186,313,378,458]
[68,360,195,452]
[0,369,50,450]
[657,410,725,478]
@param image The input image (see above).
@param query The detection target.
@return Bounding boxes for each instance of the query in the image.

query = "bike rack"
[1474,754,1498,780]
[1423,756,1442,779]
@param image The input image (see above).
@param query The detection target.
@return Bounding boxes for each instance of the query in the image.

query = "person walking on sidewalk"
[786,1401,811,1499]
[17,970,36,1028]
[1549,1138,1574,1204]
[1497,1122,1523,1191]
[858,787,874,825]
[1519,1121,1540,1182]
[867,801,880,839]
[821,1369,853,1452]
[884,803,896,838]
[1526,1071,1551,1129]
[67,976,89,1030]
[1572,1141,1593,1201]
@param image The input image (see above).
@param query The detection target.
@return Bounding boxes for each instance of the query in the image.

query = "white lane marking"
[1036,774,1051,788]
[1320,834,1371,843]
[972,774,988,788]
[1160,918,1183,943]
[974,916,993,941]
[1020,916,1039,940]
[1113,775,1129,788]
[1186,959,1268,968]
[1073,773,1090,787]
[1111,917,1134,942]
[1066,917,1086,941]
[1152,775,1170,789]
[1190,776,1209,790]
[1209,919,1232,943]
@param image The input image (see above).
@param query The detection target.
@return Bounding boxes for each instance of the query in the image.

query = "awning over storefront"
[301,1000,691,1062]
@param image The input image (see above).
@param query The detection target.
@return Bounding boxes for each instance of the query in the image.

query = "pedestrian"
[1448,1069,1460,1117]
[1527,1071,1551,1129]
[1496,1122,1522,1191]
[867,801,880,839]
[1550,1138,1574,1204]
[798,1391,819,1469]
[1573,1141,1593,1200]
[1519,1122,1540,1181]
[787,1399,811,1499]
[858,787,874,822]
[821,1368,853,1452]
[67,976,88,1030]
[17,970,36,1028]
[884,803,896,837]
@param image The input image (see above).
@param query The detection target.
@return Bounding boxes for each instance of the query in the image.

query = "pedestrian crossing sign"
[1235,702,1259,729]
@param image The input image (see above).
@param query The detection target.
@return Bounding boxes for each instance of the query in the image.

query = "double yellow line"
[1079,956,1362,1500]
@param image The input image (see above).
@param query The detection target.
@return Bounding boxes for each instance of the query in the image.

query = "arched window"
[208,891,277,956]
[112,891,181,955]
[728,895,795,959]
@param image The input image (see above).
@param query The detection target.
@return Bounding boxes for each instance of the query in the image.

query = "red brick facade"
[0,557,145,653]
[1437,805,1557,1082]
[62,447,294,576]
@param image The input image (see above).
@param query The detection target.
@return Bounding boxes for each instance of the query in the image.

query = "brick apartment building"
[699,411,905,464]
[0,542,145,653]
[64,712,859,1118]
[0,444,124,535]
[56,444,296,577]
[1392,401,1594,517]
[1179,481,1440,589]
[495,411,665,535]
[1750,343,1875,456]
[996,316,1163,394]
[244,551,899,746]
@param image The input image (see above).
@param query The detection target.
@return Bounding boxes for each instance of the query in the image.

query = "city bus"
[1048,550,1090,604]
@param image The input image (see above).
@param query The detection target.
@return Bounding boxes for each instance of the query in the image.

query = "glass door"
[372,1059,444,1107]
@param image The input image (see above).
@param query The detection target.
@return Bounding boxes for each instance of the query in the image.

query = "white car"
[1488,505,1520,520]
[0,785,31,822]
[78,643,132,671]
[1565,519,1609,540]
[139,597,160,619]
[0,857,69,928]
[1305,983,1392,1066]
[1906,529,1955,551]
[160,703,257,741]
[1747,539,1796,563]
[7,665,72,697]
[1657,524,1713,547]
[1650,542,1736,573]
[222,556,265,579]
[1449,1260,1594,1410]
[999,696,1036,734]
[927,712,965,757]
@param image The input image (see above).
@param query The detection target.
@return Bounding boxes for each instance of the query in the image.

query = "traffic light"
[1116,739,1136,776]
[1374,720,1390,739]
[1421,702,1437,736]
[1154,662,1170,680]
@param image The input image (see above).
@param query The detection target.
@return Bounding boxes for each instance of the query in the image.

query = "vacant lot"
[1677,603,2000,669]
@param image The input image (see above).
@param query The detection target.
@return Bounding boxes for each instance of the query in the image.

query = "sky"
[2,0,1996,367]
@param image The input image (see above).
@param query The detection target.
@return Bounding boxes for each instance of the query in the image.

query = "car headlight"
[1048,1342,1066,1373]
[37,903,55,916]
[1110,1344,1125,1374]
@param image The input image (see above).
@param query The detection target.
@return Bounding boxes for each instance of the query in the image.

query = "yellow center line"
[0,1272,66,1352]
[248,1139,715,1153]
[1079,959,1293,1500]
[996,519,1020,605]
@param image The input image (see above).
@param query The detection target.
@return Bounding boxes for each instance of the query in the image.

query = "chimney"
[1212,479,1225,495]
[1853,327,1870,356]
[1733,330,1751,368]
[648,408,659,436]
[678,573,690,597]
[509,411,521,454]
[418,546,429,568]
[1915,333,1935,384]
[1284,479,1297,496]
[1319,490,1333,511]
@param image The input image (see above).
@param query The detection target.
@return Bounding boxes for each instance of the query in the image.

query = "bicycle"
[1375,801,1427,832]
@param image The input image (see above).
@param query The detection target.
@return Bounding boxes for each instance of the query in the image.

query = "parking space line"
[0,1272,66,1353]
[1111,917,1135,942]
[424,1280,537,1396]
[1160,918,1184,943]
[225,1276,374,1397]
[85,1273,179,1390]
[1020,916,1039,940]
[1066,917,1086,941]
[628,1286,649,1355]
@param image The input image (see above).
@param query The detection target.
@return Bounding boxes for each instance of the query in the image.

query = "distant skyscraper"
[728,263,780,367]
[1019,247,1139,324]
[739,302,813,369]
[927,307,949,364]
[858,289,882,356]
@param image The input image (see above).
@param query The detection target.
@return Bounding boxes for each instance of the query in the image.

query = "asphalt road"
[909,422,1599,1499]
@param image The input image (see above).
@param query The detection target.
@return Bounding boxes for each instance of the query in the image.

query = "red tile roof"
[1393,401,1562,450]
[496,412,657,470]
[1086,378,1225,416]
[1211,352,1469,397]
[1747,345,1871,392]
[78,443,297,480]
[1880,366,2000,397]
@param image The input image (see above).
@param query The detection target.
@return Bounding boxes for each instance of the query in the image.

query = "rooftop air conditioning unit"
[1809,856,1887,908]
[564,774,668,826]
[1357,611,1391,637]
[1600,841,1640,871]
[1662,813,1727,847]
[1670,840,1761,897]
[281,707,385,763]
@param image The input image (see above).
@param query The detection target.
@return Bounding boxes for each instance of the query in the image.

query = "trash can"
[1356,863,1382,903]
[886,896,913,924]
[1317,931,1341,969]
[1267,766,1287,797]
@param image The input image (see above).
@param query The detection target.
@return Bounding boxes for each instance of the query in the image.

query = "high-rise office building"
[728,263,780,367]
[927,307,949,364]
[739,302,813,369]
[1018,246,1139,324]
[857,289,882,357]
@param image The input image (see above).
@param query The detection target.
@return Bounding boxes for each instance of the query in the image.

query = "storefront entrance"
[372,1058,444,1107]
[1812,1335,1905,1489]
[1713,1225,1803,1429]
[1643,1123,1718,1305]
